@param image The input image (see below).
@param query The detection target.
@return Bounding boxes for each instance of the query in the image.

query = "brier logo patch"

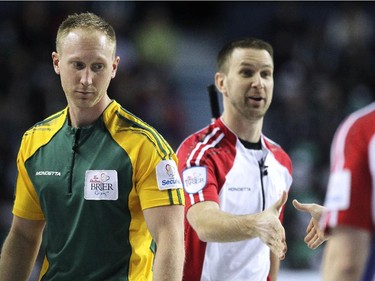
[84,170,118,200]
[182,166,207,194]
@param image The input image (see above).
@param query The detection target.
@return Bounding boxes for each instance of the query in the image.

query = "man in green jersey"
[0,12,185,281]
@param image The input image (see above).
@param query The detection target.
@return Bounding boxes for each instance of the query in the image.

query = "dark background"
[1,1,374,279]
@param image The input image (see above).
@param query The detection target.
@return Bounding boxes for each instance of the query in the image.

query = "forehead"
[230,48,274,69]
[59,28,115,55]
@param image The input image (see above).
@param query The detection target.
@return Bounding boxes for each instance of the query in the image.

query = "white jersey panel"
[201,140,290,281]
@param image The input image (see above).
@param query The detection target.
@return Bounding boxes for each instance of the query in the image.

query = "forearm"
[322,227,370,281]
[188,205,260,242]
[322,248,367,281]
[144,205,185,281]
[0,231,41,281]
[269,251,280,281]
[189,206,277,243]
[188,196,287,260]
[152,239,184,281]
[323,261,364,281]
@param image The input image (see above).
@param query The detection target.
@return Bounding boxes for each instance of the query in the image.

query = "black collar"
[239,138,261,150]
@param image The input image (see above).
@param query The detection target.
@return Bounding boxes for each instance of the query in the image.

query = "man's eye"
[92,64,104,72]
[241,69,254,77]
[261,71,272,78]
[73,62,84,69]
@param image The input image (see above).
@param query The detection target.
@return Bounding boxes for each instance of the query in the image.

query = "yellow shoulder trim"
[103,101,174,160]
[21,108,67,160]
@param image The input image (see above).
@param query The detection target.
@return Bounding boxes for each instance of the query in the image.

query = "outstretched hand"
[256,191,288,260]
[292,199,328,249]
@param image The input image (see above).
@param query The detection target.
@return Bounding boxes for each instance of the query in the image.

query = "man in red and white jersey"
[177,37,293,281]
[321,102,375,281]
[293,102,375,281]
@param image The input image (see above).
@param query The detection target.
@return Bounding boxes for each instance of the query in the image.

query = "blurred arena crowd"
[0,1,374,277]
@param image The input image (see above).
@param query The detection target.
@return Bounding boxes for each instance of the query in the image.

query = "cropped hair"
[217,37,274,73]
[56,12,116,54]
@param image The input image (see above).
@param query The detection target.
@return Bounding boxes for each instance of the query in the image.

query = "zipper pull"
[72,129,81,152]
[259,158,268,176]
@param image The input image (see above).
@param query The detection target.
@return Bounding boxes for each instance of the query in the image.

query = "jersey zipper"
[258,158,268,211]
[69,128,81,194]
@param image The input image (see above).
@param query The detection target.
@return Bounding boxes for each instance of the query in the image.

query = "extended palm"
[256,191,288,259]
[292,199,327,249]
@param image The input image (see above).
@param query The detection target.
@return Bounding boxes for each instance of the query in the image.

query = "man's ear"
[215,72,226,95]
[111,56,120,79]
[52,52,60,75]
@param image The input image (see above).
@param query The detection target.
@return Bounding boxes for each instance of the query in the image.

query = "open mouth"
[249,96,263,101]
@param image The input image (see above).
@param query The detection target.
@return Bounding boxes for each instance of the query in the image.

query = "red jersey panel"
[322,102,375,281]
[323,102,375,231]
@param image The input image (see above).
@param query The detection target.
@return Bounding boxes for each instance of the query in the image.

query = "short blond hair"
[56,12,116,54]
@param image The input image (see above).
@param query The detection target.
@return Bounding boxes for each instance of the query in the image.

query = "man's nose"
[80,68,93,86]
[252,73,264,89]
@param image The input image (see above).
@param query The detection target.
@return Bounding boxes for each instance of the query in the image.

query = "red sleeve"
[323,112,375,232]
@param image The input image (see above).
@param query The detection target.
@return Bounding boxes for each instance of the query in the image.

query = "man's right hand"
[256,191,288,259]
[292,199,328,249]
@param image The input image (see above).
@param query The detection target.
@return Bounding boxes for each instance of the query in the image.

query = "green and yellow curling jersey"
[13,100,185,281]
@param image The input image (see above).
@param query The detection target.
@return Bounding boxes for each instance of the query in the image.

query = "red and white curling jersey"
[322,102,375,281]
[177,118,293,281]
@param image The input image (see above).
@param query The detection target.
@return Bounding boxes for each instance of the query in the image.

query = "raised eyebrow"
[240,62,273,69]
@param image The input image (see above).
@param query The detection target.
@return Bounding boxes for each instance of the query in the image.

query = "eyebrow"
[67,56,108,62]
[239,62,273,68]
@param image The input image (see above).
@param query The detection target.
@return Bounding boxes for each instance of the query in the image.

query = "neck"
[221,111,263,143]
[69,95,111,128]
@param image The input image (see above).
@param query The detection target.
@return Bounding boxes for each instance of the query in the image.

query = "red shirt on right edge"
[322,102,375,280]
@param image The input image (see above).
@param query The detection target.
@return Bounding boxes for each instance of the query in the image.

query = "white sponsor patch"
[182,166,207,194]
[156,160,182,190]
[324,169,351,210]
[84,170,118,200]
